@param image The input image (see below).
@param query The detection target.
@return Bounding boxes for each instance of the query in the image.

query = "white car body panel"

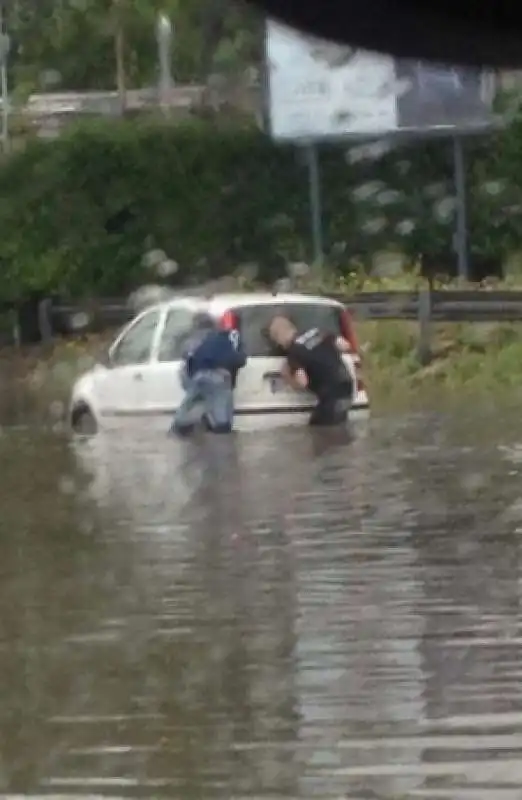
[69,292,369,429]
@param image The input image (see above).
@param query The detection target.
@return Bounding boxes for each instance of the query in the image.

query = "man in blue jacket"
[171,313,246,435]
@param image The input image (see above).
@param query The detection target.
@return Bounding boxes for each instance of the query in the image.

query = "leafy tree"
[4,0,263,96]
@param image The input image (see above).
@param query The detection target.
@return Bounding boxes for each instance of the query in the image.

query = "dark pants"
[309,382,352,426]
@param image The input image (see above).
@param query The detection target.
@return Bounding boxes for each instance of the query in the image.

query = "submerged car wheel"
[71,403,98,435]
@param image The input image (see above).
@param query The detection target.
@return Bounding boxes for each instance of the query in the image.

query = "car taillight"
[340,308,365,392]
[340,308,358,353]
[219,309,239,330]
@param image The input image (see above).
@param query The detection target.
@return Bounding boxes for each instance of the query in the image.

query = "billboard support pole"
[0,4,9,153]
[452,135,469,281]
[305,143,324,264]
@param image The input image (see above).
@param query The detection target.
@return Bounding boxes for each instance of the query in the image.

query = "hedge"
[0,112,521,301]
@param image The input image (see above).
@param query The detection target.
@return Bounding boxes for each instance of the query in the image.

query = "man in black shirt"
[267,315,354,425]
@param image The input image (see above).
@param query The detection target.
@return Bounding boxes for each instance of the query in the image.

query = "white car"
[69,292,369,433]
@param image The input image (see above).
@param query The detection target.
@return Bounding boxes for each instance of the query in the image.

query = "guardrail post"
[37,297,53,343]
[453,136,469,282]
[305,143,324,264]
[417,286,432,365]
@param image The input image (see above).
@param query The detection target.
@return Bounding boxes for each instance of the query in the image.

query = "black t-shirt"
[286,328,351,399]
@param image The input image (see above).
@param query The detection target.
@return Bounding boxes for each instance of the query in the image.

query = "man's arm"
[324,331,351,353]
[181,331,205,361]
[281,359,308,390]
[334,335,351,353]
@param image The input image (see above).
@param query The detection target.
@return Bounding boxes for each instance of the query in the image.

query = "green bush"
[1,111,522,301]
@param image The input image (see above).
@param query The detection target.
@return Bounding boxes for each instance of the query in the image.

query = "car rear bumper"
[233,404,369,431]
[233,395,369,426]
[233,386,370,417]
[234,401,369,416]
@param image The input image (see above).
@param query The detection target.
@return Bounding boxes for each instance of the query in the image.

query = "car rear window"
[234,302,342,357]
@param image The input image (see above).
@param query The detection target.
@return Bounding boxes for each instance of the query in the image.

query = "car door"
[95,308,161,417]
[140,304,197,414]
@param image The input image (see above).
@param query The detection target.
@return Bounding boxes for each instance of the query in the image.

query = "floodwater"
[2,409,522,799]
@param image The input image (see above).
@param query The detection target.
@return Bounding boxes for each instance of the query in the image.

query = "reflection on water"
[1,410,522,798]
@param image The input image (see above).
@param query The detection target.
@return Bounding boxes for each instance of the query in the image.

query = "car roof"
[147,292,344,316]
[208,293,344,312]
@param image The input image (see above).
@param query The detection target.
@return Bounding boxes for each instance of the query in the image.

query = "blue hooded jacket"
[183,326,246,380]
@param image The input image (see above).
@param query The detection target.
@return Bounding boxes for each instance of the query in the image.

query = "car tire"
[70,403,98,436]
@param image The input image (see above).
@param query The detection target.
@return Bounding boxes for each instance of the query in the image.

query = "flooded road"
[1,409,522,799]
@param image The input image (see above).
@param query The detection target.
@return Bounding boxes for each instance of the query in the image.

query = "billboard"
[265,19,495,141]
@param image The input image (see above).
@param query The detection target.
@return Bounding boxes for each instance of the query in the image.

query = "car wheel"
[71,403,98,435]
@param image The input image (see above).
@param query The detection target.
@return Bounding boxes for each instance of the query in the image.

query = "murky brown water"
[1,410,522,799]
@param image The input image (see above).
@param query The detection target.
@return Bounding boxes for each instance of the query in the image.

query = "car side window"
[157,307,196,362]
[111,310,161,366]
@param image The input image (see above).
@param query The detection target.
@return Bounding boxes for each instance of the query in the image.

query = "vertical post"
[156,12,174,112]
[417,285,432,365]
[113,0,127,114]
[0,4,9,153]
[305,143,323,264]
[453,135,469,282]
[37,297,53,343]
[0,58,7,152]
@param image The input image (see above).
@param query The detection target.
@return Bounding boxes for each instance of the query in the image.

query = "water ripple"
[1,412,522,798]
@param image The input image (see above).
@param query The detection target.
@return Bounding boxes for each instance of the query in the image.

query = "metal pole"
[453,135,468,281]
[306,143,323,263]
[0,4,9,153]
[156,12,173,111]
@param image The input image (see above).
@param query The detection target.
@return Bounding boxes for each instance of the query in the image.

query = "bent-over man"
[267,315,353,426]
[171,313,246,435]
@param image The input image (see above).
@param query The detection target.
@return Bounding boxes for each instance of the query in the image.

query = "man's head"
[192,312,216,332]
[266,315,297,348]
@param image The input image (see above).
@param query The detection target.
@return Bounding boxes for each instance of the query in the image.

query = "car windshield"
[234,302,342,357]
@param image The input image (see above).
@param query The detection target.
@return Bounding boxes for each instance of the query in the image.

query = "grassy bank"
[360,318,522,406]
[346,273,522,407]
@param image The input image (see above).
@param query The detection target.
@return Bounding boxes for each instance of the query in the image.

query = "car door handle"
[133,372,143,381]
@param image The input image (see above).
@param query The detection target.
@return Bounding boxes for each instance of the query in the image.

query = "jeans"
[172,369,234,434]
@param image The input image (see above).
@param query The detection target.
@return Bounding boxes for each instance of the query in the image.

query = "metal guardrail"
[41,288,522,364]
[23,86,206,117]
[336,289,522,361]
[49,288,522,326]
[4,288,522,354]
[49,298,134,335]
[331,289,522,322]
